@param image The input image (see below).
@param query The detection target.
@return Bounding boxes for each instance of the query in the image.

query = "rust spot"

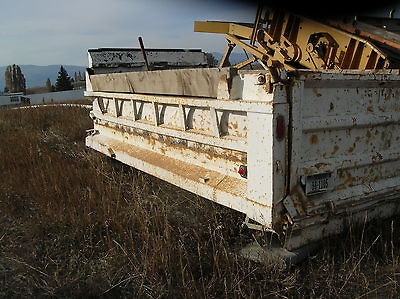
[289,184,312,215]
[336,184,346,190]
[336,170,354,189]
[312,88,322,97]
[315,162,329,169]
[331,145,339,155]
[264,80,273,93]
[372,152,383,163]
[348,142,357,153]
[310,134,318,144]
[367,105,373,112]
[366,130,372,143]
[302,168,314,175]
[329,102,334,112]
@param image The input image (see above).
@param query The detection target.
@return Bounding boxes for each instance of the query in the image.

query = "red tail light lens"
[238,165,247,178]
[276,115,285,142]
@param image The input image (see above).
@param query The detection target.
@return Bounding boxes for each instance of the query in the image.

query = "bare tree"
[5,64,26,93]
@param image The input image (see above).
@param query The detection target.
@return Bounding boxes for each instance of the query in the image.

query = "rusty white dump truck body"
[85,65,400,252]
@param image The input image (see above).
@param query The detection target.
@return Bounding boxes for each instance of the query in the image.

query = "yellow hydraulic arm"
[194,5,397,71]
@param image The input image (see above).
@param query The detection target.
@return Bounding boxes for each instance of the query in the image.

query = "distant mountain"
[0,65,86,91]
[0,55,250,92]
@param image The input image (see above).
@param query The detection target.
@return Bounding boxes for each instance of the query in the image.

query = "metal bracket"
[242,215,276,234]
[282,195,300,220]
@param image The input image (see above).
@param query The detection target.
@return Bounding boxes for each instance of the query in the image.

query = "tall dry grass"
[0,106,399,298]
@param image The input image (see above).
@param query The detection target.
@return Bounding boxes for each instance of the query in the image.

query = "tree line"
[4,65,76,94]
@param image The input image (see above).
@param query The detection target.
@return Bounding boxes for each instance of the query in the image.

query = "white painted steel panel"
[85,67,400,252]
[284,70,400,250]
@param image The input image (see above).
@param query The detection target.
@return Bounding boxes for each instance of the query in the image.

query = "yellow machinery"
[194,4,400,76]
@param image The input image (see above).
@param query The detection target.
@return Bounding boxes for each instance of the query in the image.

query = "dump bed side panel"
[85,69,287,227]
[88,68,227,98]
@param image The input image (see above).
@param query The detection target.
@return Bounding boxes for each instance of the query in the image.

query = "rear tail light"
[238,165,247,178]
[276,115,285,141]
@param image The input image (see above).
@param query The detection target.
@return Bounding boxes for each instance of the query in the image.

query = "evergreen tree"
[205,52,218,67]
[55,66,73,91]
[45,78,53,92]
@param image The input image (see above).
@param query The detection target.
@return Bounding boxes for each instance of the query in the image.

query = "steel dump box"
[85,67,400,252]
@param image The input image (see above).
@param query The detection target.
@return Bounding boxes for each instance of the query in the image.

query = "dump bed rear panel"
[284,70,400,250]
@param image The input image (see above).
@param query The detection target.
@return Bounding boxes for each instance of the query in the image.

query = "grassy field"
[1,105,400,298]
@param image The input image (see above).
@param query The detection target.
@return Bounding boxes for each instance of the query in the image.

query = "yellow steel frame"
[194,8,391,71]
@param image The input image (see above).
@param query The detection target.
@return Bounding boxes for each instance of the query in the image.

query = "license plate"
[305,172,332,195]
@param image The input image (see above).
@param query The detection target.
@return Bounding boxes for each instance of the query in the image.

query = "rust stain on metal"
[372,152,384,163]
[100,121,247,164]
[347,142,356,153]
[314,162,329,170]
[289,184,313,216]
[310,134,318,144]
[264,80,273,93]
[331,144,339,155]
[230,122,239,130]
[365,129,372,144]
[336,169,354,190]
[312,88,322,97]
[302,168,314,175]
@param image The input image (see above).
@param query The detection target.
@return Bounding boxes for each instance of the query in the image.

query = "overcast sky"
[0,0,256,66]
[2,0,400,67]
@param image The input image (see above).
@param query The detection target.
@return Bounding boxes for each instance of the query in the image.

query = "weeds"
[0,106,399,298]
